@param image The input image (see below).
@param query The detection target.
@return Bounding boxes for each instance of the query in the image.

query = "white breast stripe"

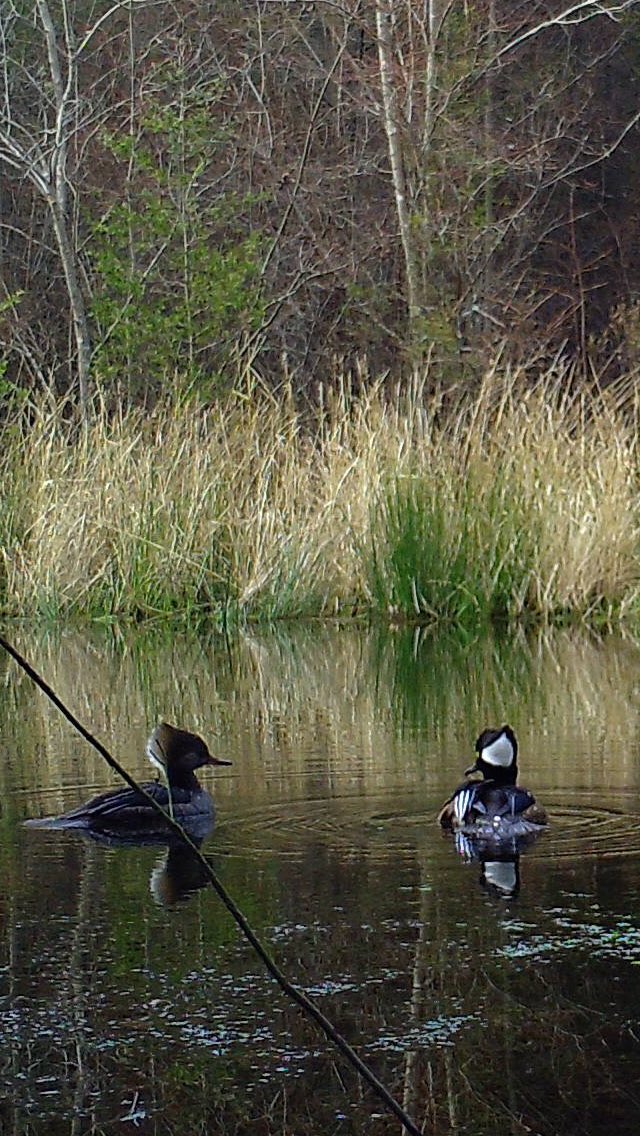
[454,786,474,825]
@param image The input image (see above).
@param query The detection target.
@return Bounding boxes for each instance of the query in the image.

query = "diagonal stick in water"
[0,633,423,1136]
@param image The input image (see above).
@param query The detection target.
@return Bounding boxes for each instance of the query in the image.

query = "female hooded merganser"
[438,725,547,841]
[25,723,231,835]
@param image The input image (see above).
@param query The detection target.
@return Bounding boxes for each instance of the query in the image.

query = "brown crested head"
[146,722,232,775]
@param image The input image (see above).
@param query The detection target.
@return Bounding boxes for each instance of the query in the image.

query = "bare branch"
[498,1,640,60]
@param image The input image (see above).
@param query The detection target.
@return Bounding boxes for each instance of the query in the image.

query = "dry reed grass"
[1,362,639,626]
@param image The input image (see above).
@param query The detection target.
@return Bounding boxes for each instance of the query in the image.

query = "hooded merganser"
[24,723,231,835]
[438,725,547,841]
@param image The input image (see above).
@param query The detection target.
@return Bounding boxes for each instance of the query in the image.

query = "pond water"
[2,624,640,1135]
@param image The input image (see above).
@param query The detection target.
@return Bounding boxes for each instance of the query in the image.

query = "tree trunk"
[50,200,92,413]
[375,0,421,340]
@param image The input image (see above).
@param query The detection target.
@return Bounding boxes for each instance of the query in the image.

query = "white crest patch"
[481,731,514,767]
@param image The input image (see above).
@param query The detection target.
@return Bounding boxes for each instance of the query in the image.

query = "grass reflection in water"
[1,624,640,1134]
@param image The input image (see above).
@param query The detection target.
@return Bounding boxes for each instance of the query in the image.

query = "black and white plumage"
[24,723,231,836]
[439,725,547,842]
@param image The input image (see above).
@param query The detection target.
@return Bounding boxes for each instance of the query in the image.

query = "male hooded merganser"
[438,725,547,841]
[25,723,231,835]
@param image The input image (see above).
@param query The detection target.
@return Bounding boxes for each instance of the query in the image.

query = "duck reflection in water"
[24,723,231,837]
[150,839,215,906]
[33,803,217,906]
[454,830,522,897]
[86,823,215,906]
[439,725,546,886]
[90,823,216,904]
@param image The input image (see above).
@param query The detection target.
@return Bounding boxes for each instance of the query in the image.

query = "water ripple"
[217,790,640,863]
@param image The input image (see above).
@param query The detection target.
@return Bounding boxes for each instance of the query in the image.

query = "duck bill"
[464,759,480,776]
[207,755,232,767]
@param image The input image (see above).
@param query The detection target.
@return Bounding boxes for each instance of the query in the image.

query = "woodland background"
[2,0,640,413]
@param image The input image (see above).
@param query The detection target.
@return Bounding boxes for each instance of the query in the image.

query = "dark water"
[2,625,640,1135]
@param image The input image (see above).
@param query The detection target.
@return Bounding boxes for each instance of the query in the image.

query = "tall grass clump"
[369,467,536,626]
[1,362,639,628]
[367,370,640,627]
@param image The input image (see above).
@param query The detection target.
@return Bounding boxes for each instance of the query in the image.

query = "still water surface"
[2,625,640,1134]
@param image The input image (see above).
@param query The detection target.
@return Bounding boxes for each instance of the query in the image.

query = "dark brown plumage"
[25,723,231,835]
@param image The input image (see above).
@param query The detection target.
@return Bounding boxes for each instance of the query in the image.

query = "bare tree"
[0,0,157,413]
[368,0,640,362]
[2,0,640,402]
[375,0,421,335]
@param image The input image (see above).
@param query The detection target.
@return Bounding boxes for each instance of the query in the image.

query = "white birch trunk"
[375,0,421,336]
